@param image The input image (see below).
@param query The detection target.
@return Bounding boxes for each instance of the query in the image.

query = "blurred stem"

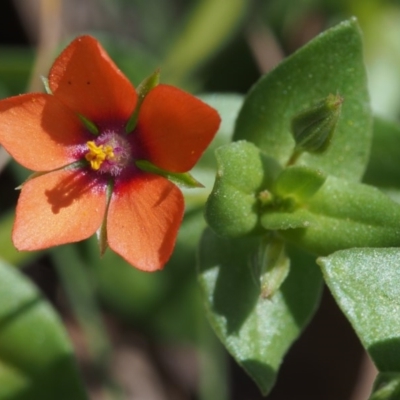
[2,0,63,173]
[28,0,62,91]
[52,245,123,400]
[162,0,248,86]
[198,313,229,400]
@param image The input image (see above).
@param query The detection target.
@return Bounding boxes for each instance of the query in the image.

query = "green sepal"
[41,76,52,94]
[15,161,84,189]
[281,177,400,255]
[125,69,160,133]
[78,114,99,135]
[250,235,290,299]
[290,93,343,157]
[205,140,282,238]
[135,159,204,188]
[369,373,400,400]
[273,165,326,204]
[15,171,49,190]
[97,180,113,256]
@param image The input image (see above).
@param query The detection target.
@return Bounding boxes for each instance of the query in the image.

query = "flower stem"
[52,245,123,399]
[286,148,302,167]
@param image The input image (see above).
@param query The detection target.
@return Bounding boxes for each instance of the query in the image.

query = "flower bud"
[291,93,343,154]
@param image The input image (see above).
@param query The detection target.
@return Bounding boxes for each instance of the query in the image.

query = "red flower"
[0,36,220,271]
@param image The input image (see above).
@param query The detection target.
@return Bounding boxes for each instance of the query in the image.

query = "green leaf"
[205,140,281,237]
[234,18,372,181]
[273,165,326,203]
[319,248,400,372]
[363,116,400,188]
[280,177,400,255]
[370,372,400,400]
[0,260,87,399]
[198,228,323,395]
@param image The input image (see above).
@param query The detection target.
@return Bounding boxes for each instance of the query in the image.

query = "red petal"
[136,84,220,172]
[107,174,184,271]
[13,169,106,250]
[0,94,86,171]
[49,36,137,123]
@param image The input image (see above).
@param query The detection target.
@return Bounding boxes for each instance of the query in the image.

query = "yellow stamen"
[85,141,115,170]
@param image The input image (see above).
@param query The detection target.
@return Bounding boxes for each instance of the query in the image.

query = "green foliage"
[319,248,400,372]
[281,177,400,255]
[0,260,87,400]
[162,0,249,84]
[2,1,400,397]
[364,116,400,188]
[205,141,281,237]
[0,47,32,97]
[234,18,371,181]
[199,17,400,397]
[370,373,400,400]
[198,229,323,395]
[273,166,326,203]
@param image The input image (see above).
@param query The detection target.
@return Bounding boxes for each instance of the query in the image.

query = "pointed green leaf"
[281,177,400,255]
[205,140,281,237]
[198,228,323,395]
[0,260,87,399]
[319,248,400,372]
[234,18,371,180]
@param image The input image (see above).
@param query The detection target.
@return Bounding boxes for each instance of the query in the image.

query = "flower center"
[84,131,132,176]
[85,141,115,170]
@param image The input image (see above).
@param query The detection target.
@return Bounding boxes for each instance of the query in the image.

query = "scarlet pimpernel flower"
[0,36,220,271]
